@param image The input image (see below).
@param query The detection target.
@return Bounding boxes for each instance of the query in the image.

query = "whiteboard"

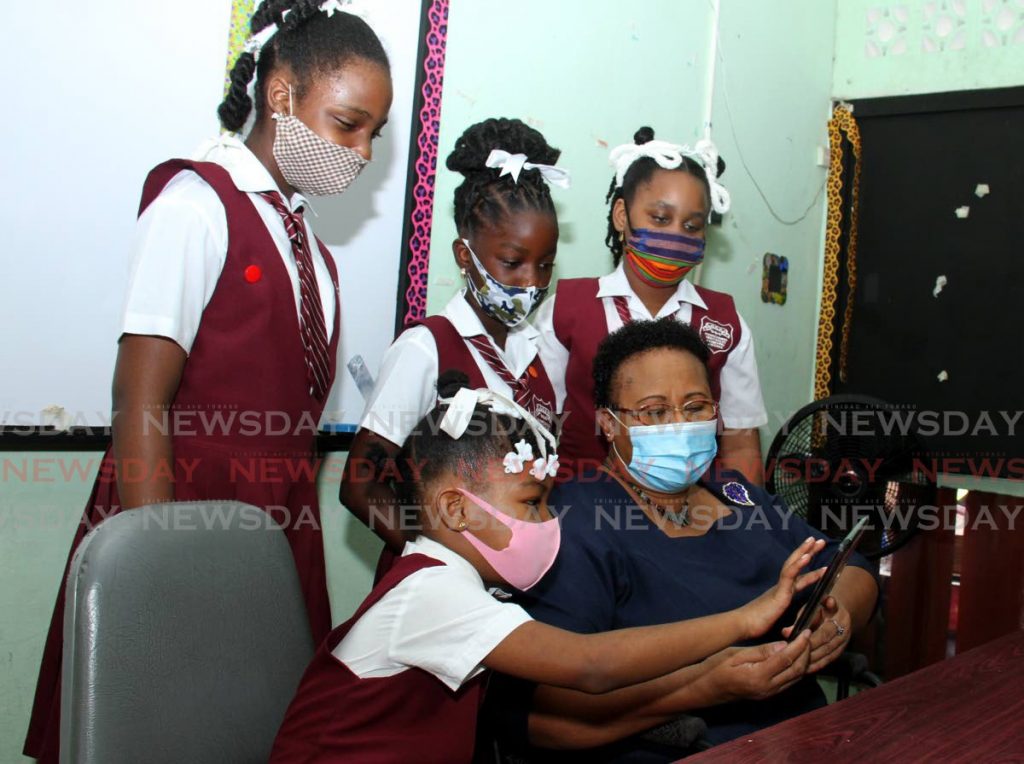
[0,0,423,430]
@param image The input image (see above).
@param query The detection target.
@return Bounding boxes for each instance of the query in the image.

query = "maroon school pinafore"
[373,315,556,581]
[270,553,487,763]
[552,277,742,469]
[24,160,338,762]
[418,314,557,429]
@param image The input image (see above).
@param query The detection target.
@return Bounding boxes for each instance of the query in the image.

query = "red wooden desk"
[689,630,1024,763]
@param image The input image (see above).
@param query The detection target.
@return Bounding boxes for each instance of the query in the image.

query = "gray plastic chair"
[60,501,315,764]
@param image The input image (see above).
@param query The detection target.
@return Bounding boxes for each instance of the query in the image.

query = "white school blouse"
[359,290,543,448]
[332,536,533,691]
[120,134,336,354]
[534,264,768,430]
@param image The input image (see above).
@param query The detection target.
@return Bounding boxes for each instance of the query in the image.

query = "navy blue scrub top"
[486,468,877,761]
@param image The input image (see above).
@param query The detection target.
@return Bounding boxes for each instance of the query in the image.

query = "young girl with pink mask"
[269,371,823,763]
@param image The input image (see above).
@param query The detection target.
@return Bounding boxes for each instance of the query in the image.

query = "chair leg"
[836,674,851,701]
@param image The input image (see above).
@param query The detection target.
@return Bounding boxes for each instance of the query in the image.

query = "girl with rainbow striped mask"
[535,126,768,485]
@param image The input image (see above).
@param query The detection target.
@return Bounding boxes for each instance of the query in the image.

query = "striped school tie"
[258,191,331,401]
[613,295,633,326]
[465,334,532,407]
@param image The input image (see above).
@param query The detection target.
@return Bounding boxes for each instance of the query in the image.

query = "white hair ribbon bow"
[242,1,364,61]
[608,138,731,215]
[485,149,572,189]
[321,0,369,19]
[438,387,560,480]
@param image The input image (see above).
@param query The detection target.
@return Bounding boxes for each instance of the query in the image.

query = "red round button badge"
[527,365,539,378]
[244,265,263,283]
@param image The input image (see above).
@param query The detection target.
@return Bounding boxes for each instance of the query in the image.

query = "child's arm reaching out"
[483,537,824,694]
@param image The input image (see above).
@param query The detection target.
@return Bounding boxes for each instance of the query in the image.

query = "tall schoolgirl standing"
[536,127,768,484]
[24,3,392,760]
[340,117,569,555]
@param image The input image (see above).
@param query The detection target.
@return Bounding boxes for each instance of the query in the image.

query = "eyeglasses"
[611,398,719,427]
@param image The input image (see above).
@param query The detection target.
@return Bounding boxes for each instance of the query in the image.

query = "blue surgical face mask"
[611,416,718,493]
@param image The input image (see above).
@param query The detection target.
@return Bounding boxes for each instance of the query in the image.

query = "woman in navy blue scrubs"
[487,318,879,761]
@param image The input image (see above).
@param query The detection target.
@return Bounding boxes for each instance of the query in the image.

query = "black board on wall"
[836,88,1024,478]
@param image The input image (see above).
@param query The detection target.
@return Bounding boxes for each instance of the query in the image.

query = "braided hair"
[447,118,561,237]
[394,370,544,507]
[218,0,390,133]
[604,126,725,265]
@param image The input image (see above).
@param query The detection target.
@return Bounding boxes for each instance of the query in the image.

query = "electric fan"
[765,394,931,560]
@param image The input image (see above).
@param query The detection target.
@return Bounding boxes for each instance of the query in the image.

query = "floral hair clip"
[503,439,535,474]
[501,439,560,480]
[438,388,560,481]
[530,454,561,481]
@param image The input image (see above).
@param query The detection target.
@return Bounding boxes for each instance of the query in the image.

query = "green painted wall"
[834,0,1024,98]
[703,0,838,440]
[425,0,711,313]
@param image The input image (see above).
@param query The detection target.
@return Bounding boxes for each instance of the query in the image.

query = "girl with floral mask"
[342,117,566,573]
[271,370,826,763]
[24,5,391,760]
[536,126,768,485]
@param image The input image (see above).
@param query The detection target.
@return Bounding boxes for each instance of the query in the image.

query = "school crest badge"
[699,316,735,355]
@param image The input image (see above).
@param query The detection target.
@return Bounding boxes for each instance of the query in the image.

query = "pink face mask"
[457,488,561,591]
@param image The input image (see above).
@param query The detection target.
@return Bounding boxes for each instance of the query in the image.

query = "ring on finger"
[830,617,846,638]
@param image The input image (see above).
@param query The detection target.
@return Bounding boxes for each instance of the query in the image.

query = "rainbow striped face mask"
[624,228,706,288]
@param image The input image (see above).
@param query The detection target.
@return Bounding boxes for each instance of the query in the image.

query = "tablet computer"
[788,515,871,639]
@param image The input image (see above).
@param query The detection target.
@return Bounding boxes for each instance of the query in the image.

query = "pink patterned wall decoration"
[401,0,449,326]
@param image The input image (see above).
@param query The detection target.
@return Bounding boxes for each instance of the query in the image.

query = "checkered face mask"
[272,110,368,197]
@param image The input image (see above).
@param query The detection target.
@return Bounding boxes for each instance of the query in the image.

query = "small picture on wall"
[761,253,788,305]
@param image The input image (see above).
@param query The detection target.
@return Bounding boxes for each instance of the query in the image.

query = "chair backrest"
[61,501,315,764]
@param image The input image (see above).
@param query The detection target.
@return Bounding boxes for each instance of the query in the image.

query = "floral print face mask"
[462,239,549,328]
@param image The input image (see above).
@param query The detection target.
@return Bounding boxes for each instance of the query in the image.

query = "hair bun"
[634,126,655,145]
[446,117,561,177]
[436,369,472,400]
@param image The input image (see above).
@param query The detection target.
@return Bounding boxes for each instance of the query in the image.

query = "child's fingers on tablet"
[770,631,812,689]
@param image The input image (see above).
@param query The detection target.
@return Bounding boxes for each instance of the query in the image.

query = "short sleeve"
[717,312,768,429]
[389,566,533,691]
[533,296,569,413]
[359,326,440,447]
[120,171,228,353]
